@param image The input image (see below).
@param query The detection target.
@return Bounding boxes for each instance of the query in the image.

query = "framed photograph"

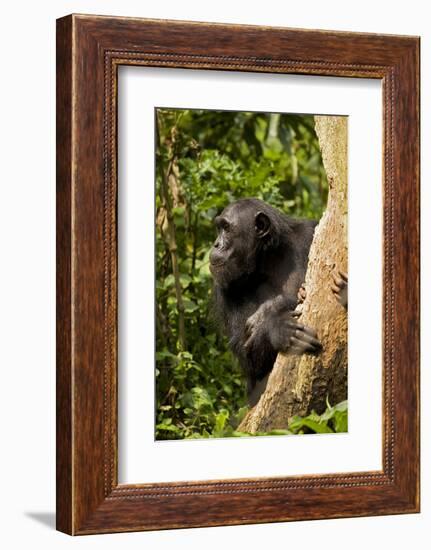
[56,14,420,534]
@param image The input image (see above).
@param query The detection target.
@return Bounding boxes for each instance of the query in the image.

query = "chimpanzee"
[210,198,346,406]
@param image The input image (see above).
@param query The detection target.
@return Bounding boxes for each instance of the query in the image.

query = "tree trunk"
[239,116,348,433]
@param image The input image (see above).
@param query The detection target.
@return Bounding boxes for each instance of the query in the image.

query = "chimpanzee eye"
[216,217,230,232]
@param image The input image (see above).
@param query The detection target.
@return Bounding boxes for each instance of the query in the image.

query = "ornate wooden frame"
[56,14,420,535]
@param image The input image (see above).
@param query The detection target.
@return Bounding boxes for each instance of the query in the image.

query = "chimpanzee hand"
[268,310,321,355]
[244,302,321,356]
[297,283,307,304]
[331,271,348,309]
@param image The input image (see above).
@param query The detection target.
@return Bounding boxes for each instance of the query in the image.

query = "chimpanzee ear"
[255,211,271,238]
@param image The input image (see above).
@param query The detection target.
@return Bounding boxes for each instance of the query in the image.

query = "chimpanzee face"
[209,202,270,288]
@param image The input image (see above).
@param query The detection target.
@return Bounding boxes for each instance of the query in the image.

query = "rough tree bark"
[239,116,348,433]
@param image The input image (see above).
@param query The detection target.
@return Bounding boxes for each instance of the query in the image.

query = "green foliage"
[157,399,348,439]
[288,399,348,435]
[155,108,330,440]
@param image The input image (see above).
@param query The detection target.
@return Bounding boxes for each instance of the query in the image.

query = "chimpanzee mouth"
[209,261,226,275]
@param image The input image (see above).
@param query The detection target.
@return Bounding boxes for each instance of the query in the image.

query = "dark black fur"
[210,198,320,405]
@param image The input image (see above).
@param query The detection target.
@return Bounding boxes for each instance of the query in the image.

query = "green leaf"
[180,274,192,288]
[155,350,177,361]
[334,400,348,412]
[214,409,229,435]
[231,431,252,437]
[183,299,199,313]
[163,274,175,288]
[289,416,334,434]
[333,412,348,433]
[156,423,179,432]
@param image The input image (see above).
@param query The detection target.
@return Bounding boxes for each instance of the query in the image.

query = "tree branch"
[156,113,187,351]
